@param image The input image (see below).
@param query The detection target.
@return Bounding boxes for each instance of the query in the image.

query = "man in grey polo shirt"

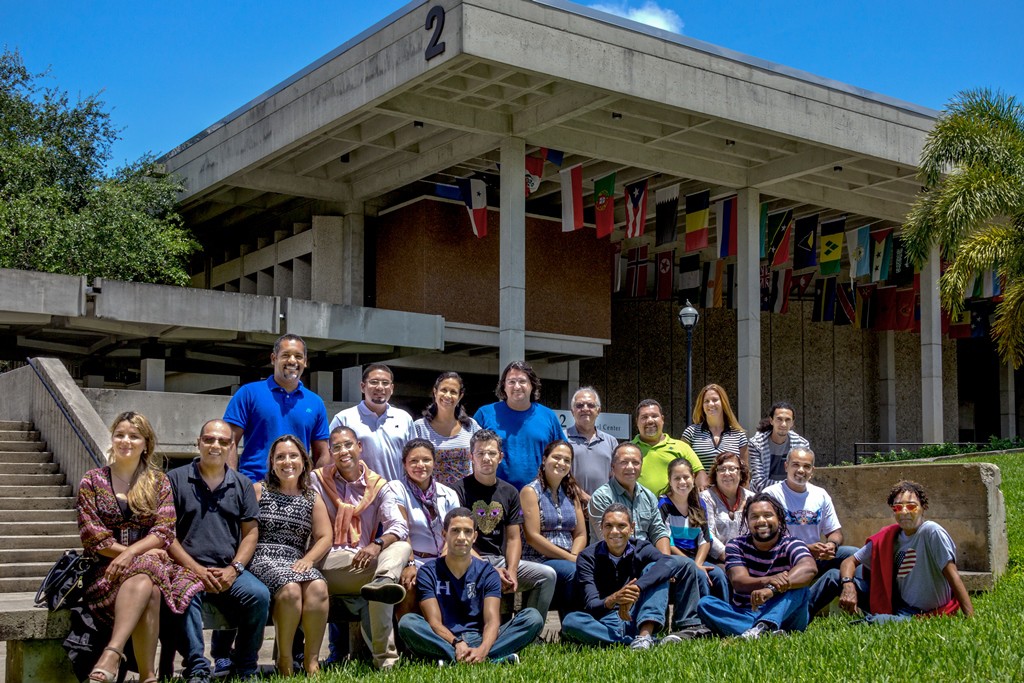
[565,386,617,506]
[167,419,270,682]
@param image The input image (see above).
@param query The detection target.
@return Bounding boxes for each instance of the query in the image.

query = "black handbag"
[35,549,94,610]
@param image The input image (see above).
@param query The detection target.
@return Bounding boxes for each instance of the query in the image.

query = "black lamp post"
[678,300,700,423]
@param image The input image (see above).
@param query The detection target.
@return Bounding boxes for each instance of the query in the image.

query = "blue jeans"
[538,558,577,615]
[397,608,544,661]
[697,587,810,636]
[181,571,270,677]
[561,564,670,646]
[667,556,704,629]
[696,562,730,603]
[806,546,858,615]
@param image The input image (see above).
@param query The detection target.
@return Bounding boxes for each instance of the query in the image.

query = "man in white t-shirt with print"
[763,447,856,615]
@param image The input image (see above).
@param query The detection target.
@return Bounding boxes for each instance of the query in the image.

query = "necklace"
[714,487,743,520]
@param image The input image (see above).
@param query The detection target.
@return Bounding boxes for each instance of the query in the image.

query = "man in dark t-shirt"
[166,419,270,682]
[451,429,556,616]
[397,508,543,663]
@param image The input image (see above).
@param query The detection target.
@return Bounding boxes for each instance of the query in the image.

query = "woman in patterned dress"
[411,372,480,485]
[77,411,201,683]
[250,435,332,676]
[519,440,587,616]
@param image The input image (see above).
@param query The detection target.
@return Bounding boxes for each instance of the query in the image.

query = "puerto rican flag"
[624,179,648,238]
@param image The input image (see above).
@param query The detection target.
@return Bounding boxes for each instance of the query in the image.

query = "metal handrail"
[26,357,104,468]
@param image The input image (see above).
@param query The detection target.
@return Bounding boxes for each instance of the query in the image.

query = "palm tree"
[903,89,1024,368]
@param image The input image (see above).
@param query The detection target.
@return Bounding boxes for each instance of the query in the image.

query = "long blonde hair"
[107,411,162,517]
[692,383,745,432]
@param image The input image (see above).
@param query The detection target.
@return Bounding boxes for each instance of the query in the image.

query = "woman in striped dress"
[681,383,750,472]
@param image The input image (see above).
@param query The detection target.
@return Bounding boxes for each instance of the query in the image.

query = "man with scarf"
[836,480,973,624]
[311,425,412,669]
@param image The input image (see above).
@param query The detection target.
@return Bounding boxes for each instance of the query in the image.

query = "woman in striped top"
[681,383,749,471]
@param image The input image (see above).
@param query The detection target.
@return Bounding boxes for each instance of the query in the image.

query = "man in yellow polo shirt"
[631,399,706,494]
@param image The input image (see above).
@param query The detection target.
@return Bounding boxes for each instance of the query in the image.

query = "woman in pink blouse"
[77,412,201,683]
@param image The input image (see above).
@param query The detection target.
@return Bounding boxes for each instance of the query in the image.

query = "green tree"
[903,89,1024,368]
[0,49,198,284]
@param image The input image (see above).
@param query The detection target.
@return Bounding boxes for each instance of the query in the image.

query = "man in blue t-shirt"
[223,334,330,482]
[472,360,563,491]
[397,508,543,664]
[697,493,817,639]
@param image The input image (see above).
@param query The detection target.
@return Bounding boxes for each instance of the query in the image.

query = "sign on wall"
[554,411,631,440]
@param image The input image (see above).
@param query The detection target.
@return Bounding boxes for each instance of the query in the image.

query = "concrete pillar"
[560,360,581,409]
[879,331,897,443]
[84,374,104,388]
[920,244,943,443]
[311,207,364,305]
[309,370,334,404]
[140,358,165,392]
[499,137,527,370]
[735,188,761,434]
[341,366,363,403]
[1000,361,1017,438]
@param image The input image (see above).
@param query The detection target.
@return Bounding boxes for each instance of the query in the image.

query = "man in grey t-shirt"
[836,480,973,623]
[565,387,618,506]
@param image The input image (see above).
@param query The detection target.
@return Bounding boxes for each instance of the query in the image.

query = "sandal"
[87,646,125,682]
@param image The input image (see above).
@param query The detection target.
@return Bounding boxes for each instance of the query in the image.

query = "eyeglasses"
[717,466,740,474]
[505,378,530,387]
[574,402,597,410]
[891,502,920,513]
[200,436,232,447]
[365,379,392,388]
[330,441,358,453]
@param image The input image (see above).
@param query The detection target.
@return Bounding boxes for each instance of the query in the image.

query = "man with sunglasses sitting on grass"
[836,480,974,623]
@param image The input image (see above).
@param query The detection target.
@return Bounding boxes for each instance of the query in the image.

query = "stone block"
[6,639,76,683]
[812,462,1007,582]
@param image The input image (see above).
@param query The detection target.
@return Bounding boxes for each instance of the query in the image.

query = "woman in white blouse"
[698,451,754,563]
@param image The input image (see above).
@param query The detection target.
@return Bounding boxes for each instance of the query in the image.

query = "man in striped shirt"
[697,493,817,638]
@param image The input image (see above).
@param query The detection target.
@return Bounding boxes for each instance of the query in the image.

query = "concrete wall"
[374,198,613,339]
[812,462,1007,588]
[579,299,959,463]
[82,388,351,461]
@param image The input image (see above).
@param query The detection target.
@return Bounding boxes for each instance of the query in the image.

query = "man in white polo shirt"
[330,363,413,482]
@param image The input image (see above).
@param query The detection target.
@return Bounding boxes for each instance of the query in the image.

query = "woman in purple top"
[520,440,587,615]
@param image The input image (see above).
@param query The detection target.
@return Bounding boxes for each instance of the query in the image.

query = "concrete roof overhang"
[164,0,936,233]
[41,0,930,378]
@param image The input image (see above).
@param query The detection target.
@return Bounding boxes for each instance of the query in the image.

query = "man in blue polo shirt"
[224,333,331,482]
[397,507,543,664]
[166,419,270,682]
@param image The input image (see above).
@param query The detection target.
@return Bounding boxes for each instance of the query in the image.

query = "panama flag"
[624,180,648,238]
[593,172,616,238]
[560,163,584,232]
[456,178,487,238]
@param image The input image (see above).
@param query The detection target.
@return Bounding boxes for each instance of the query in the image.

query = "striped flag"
[765,209,793,268]
[871,228,894,282]
[847,225,871,278]
[593,172,616,238]
[559,164,584,232]
[624,180,648,238]
[701,259,724,309]
[684,190,710,252]
[819,218,845,275]
[771,268,793,314]
[717,196,738,258]
[812,277,836,322]
[677,254,701,304]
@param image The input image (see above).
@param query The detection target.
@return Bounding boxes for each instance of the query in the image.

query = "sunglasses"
[891,502,920,513]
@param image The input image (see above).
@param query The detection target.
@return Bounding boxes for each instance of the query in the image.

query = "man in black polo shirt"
[167,419,270,682]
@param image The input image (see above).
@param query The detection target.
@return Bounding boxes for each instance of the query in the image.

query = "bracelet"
[767,583,781,595]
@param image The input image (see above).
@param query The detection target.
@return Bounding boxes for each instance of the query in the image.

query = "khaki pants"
[320,542,411,668]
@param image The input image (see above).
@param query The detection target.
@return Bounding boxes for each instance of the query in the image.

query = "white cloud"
[589,1,684,34]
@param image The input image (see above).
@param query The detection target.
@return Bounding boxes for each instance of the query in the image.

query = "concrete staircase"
[0,420,79,594]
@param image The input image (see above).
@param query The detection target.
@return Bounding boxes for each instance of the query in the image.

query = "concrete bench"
[812,461,1008,590]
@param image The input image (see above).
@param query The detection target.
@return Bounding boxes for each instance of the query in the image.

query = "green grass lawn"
[300,453,1024,682]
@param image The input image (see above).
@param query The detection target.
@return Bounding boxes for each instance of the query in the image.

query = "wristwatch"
[373,538,385,549]
[452,635,464,646]
[841,577,854,585]
[767,583,781,595]
[231,561,245,574]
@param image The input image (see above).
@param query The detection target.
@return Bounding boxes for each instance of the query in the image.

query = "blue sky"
[4,0,1022,170]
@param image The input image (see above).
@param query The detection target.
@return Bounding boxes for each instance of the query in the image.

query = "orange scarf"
[314,463,385,548]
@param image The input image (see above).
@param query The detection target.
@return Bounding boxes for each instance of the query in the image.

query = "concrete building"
[1,0,1020,461]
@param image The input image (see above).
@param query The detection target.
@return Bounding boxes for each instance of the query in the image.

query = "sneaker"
[493,653,520,665]
[212,658,233,677]
[360,578,407,604]
[740,622,771,640]
[630,634,655,650]
[659,634,683,646]
[185,674,211,683]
